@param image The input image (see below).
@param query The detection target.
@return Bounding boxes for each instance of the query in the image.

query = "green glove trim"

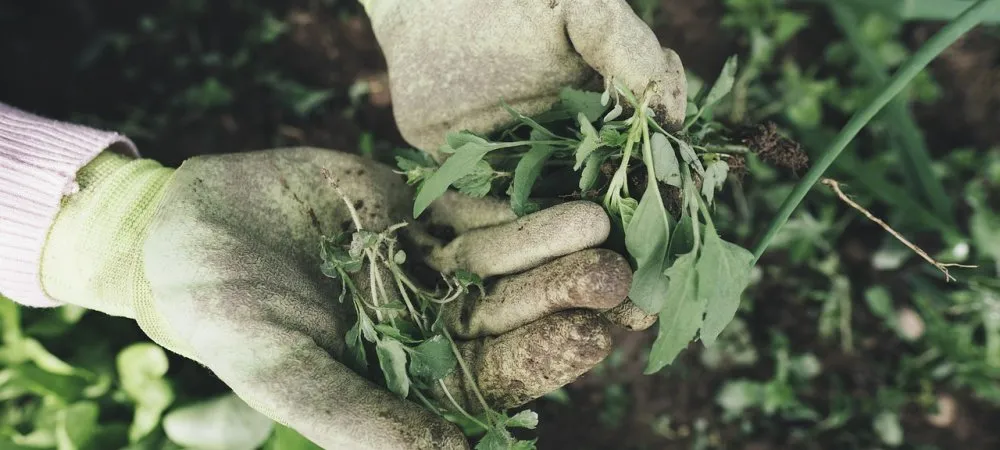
[41,151,192,359]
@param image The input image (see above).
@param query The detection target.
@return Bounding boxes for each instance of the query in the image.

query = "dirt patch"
[910,27,1000,150]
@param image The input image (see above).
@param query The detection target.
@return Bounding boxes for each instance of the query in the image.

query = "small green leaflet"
[697,223,754,347]
[407,335,458,383]
[650,133,681,187]
[701,160,730,205]
[395,149,437,186]
[626,183,672,313]
[454,160,497,198]
[702,55,738,110]
[501,102,561,140]
[645,250,703,374]
[413,142,495,217]
[510,142,556,216]
[506,410,539,429]
[376,338,410,398]
[446,131,491,150]
[573,113,601,170]
[559,87,606,122]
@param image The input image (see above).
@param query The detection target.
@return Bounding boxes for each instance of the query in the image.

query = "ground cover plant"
[2,0,1000,448]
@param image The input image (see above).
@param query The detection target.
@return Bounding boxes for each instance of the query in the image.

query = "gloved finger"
[437,310,612,410]
[564,0,687,130]
[427,201,610,277]
[601,299,658,331]
[442,249,631,339]
[425,191,516,235]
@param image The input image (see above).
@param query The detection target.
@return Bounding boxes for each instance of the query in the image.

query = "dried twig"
[822,178,976,282]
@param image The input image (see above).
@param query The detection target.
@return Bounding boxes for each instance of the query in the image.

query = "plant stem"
[750,0,997,263]
[442,328,493,418]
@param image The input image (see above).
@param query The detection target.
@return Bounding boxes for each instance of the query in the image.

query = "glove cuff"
[40,151,174,318]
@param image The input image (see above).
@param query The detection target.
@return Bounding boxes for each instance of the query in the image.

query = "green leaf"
[702,55,738,110]
[600,127,627,147]
[697,224,754,347]
[445,131,490,151]
[626,183,673,313]
[265,424,323,450]
[117,343,174,443]
[579,148,612,192]
[650,133,681,187]
[376,338,410,398]
[475,428,512,450]
[700,160,729,205]
[559,88,606,122]
[617,197,639,229]
[414,142,495,217]
[873,411,903,447]
[506,410,539,430]
[645,251,703,373]
[510,143,556,216]
[501,102,561,140]
[454,160,497,198]
[573,113,601,170]
[56,401,99,450]
[163,393,274,450]
[455,270,485,294]
[676,139,705,176]
[344,321,368,373]
[407,335,457,383]
[511,440,538,450]
[395,149,437,186]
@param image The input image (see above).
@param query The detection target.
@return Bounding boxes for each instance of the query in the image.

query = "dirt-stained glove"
[40,148,632,449]
[362,0,688,157]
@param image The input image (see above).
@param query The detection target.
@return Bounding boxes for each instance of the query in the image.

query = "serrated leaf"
[645,251,704,373]
[510,143,556,216]
[702,55,738,110]
[650,133,681,187]
[600,127,627,147]
[374,323,421,344]
[454,160,496,198]
[163,394,273,450]
[697,223,754,347]
[511,440,538,450]
[376,338,410,398]
[700,160,729,205]
[414,142,494,217]
[407,335,457,383]
[506,410,539,430]
[560,88,607,122]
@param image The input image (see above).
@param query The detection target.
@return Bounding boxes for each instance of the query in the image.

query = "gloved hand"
[40,148,634,449]
[362,0,688,157]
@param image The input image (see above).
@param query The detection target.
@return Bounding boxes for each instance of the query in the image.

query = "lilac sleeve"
[0,103,138,307]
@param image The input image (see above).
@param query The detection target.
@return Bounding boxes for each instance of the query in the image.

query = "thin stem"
[750,0,998,263]
[437,379,490,430]
[442,329,492,417]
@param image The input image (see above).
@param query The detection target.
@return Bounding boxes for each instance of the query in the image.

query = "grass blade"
[828,2,955,225]
[752,0,998,263]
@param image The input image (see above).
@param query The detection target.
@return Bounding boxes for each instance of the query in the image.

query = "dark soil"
[2,0,999,449]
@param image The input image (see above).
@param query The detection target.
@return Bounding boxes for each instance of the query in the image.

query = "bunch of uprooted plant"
[318,2,995,447]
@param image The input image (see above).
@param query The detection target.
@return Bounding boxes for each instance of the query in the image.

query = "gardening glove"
[361,0,688,158]
[40,148,634,449]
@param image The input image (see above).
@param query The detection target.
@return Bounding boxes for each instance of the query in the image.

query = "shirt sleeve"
[0,103,138,307]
